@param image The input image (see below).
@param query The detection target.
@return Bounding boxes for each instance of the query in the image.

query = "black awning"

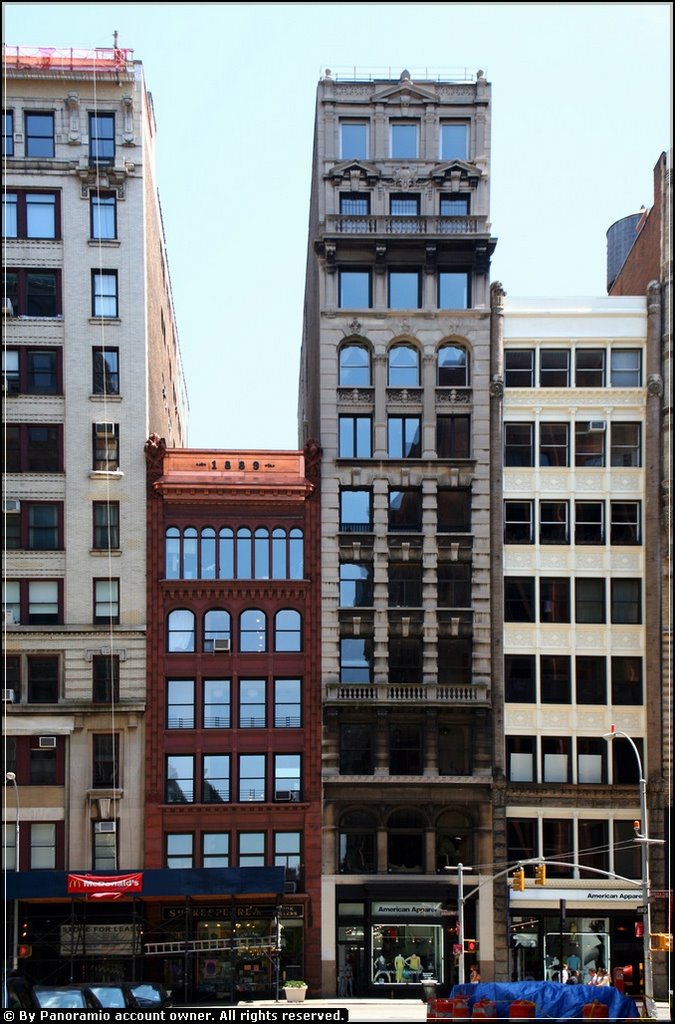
[6,866,285,900]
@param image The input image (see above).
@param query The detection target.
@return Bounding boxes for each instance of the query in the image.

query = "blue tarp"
[448,981,639,1019]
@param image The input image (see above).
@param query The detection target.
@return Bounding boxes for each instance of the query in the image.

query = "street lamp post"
[6,771,20,970]
[445,862,473,985]
[603,726,654,1017]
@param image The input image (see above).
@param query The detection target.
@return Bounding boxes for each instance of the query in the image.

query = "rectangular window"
[92,270,118,318]
[440,193,470,218]
[27,655,59,702]
[437,638,471,685]
[25,112,54,158]
[339,415,372,457]
[389,488,423,532]
[239,754,265,802]
[507,736,536,782]
[340,122,368,159]
[93,502,120,549]
[27,503,61,549]
[610,349,641,387]
[167,679,195,728]
[540,578,570,622]
[614,820,641,878]
[93,578,120,624]
[92,655,120,703]
[3,191,59,239]
[30,823,56,869]
[389,563,423,607]
[275,832,301,877]
[93,821,118,870]
[92,348,120,395]
[575,578,606,623]
[539,349,570,387]
[611,657,643,705]
[389,270,421,309]
[504,577,535,622]
[503,501,536,548]
[339,269,371,308]
[437,489,471,532]
[340,637,373,683]
[504,350,534,388]
[166,833,193,869]
[576,656,607,704]
[202,754,230,803]
[239,679,266,728]
[27,349,59,394]
[539,423,569,466]
[539,501,569,544]
[274,753,301,800]
[577,741,606,785]
[390,194,420,233]
[93,734,119,788]
[89,112,115,165]
[542,737,571,783]
[166,755,194,802]
[540,655,571,703]
[339,723,374,774]
[4,268,60,316]
[238,832,265,866]
[203,679,231,728]
[611,579,641,624]
[575,502,604,545]
[390,122,418,158]
[610,501,641,545]
[203,832,229,867]
[340,563,373,607]
[339,193,370,230]
[437,415,470,458]
[575,422,605,467]
[274,678,301,728]
[90,192,117,239]
[340,488,372,532]
[507,819,537,863]
[612,738,644,785]
[440,122,468,160]
[504,655,536,702]
[610,423,641,467]
[438,271,469,309]
[389,724,422,774]
[27,580,59,624]
[575,349,605,386]
[438,563,471,607]
[93,422,120,471]
[2,109,14,156]
[388,415,421,458]
[504,423,534,466]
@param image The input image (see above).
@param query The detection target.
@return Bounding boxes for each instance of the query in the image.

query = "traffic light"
[650,933,673,952]
[463,939,478,954]
[534,864,547,886]
[511,867,525,891]
[17,943,32,958]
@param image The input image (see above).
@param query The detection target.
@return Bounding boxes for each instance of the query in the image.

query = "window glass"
[504,577,535,622]
[203,832,229,867]
[437,415,470,458]
[438,563,471,607]
[390,194,420,232]
[204,679,231,728]
[29,503,60,549]
[390,724,422,774]
[389,563,423,607]
[203,609,231,652]
[25,113,54,157]
[541,655,571,703]
[575,502,604,545]
[89,113,115,163]
[93,578,119,624]
[93,348,120,395]
[274,678,301,728]
[540,350,570,387]
[507,736,535,781]
[340,193,370,230]
[239,755,265,802]
[577,742,606,784]
[540,578,570,623]
[610,349,641,387]
[504,423,533,466]
[437,489,470,531]
[575,423,605,467]
[27,350,58,393]
[28,580,59,624]
[2,110,14,157]
[339,415,372,457]
[27,656,59,702]
[505,655,536,702]
[611,579,641,624]
[504,350,534,387]
[389,488,423,532]
[166,755,194,803]
[438,272,468,309]
[239,831,265,865]
[611,657,643,705]
[25,271,58,316]
[339,344,370,386]
[274,609,302,651]
[91,193,116,239]
[388,416,421,458]
[610,502,640,545]
[340,489,371,531]
[274,753,301,798]
[539,423,569,466]
[542,737,571,783]
[390,122,418,158]
[340,638,372,682]
[167,679,195,728]
[575,349,605,386]
[539,501,568,544]
[339,270,370,308]
[440,123,468,160]
[388,344,419,386]
[389,271,420,309]
[93,501,119,549]
[437,345,469,386]
[30,823,56,869]
[167,609,195,652]
[576,656,606,704]
[440,194,469,217]
[167,834,193,869]
[340,122,367,159]
[239,609,267,652]
[610,423,641,467]
[339,724,374,774]
[92,270,118,318]
[340,563,373,607]
[203,754,230,803]
[575,578,605,624]
[240,678,266,728]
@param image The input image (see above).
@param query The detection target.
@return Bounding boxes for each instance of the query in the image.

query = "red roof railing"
[2,45,133,71]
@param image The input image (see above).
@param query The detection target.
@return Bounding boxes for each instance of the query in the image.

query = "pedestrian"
[596,968,610,987]
[587,967,598,985]
[470,966,480,983]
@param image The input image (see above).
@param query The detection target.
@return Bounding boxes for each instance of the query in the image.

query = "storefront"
[509,887,645,995]
[336,885,464,997]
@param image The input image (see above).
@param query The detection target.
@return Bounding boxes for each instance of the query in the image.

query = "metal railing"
[322,67,484,84]
[326,215,488,236]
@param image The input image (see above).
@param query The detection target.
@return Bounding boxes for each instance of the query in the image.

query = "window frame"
[92,501,120,550]
[89,112,116,165]
[4,268,62,317]
[93,577,120,625]
[92,422,120,471]
[92,347,120,395]
[390,121,419,159]
[339,414,372,458]
[91,269,119,318]
[389,270,422,310]
[3,189,60,240]
[24,111,54,158]
[339,269,371,308]
[90,191,117,240]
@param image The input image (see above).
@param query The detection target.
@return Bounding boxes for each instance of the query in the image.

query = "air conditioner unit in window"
[95,422,116,436]
[95,821,117,834]
[3,499,21,514]
[212,638,231,653]
[4,609,16,625]
[2,298,15,316]
[587,420,607,432]
[2,689,16,703]
[284,882,297,894]
[275,790,294,802]
[38,736,57,749]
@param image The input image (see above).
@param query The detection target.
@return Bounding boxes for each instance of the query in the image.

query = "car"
[31,985,104,1009]
[84,983,137,1008]
[3,972,36,1010]
[127,981,173,1008]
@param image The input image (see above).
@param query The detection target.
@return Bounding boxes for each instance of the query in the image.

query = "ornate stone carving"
[392,165,419,189]
[647,374,663,397]
[121,93,134,144]
[490,374,504,398]
[144,432,166,485]
[65,92,80,143]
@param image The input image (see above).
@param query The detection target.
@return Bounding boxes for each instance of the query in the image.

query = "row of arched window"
[339,342,470,389]
[165,526,304,581]
[167,607,302,653]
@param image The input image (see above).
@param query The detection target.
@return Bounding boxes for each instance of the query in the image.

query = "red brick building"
[143,437,322,1001]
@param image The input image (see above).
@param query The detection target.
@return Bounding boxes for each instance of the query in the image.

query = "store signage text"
[373,902,442,917]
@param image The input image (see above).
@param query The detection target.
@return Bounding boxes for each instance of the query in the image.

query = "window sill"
[88,317,121,326]
[88,239,120,247]
[89,470,124,480]
[89,394,122,402]
[90,548,122,557]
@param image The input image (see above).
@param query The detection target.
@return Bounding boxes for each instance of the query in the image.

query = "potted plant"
[283,980,308,1002]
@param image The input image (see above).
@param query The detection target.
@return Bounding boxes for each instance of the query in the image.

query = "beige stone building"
[3,44,186,971]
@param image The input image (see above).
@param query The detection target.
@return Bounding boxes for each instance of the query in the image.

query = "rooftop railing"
[2,45,133,70]
[321,66,485,83]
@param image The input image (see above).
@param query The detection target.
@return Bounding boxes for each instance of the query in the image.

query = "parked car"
[3,972,36,1010]
[84,983,138,1008]
[127,981,173,1008]
[32,985,104,1009]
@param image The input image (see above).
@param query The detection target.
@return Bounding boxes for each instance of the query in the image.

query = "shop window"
[372,924,443,984]
[576,657,606,705]
[504,350,534,387]
[339,723,374,774]
[540,655,571,704]
[167,679,195,729]
[239,679,266,728]
[389,724,422,775]
[505,655,536,702]
[386,808,425,873]
[539,423,569,467]
[166,755,194,803]
[274,678,301,728]
[239,755,265,802]
[204,679,231,729]
[504,423,534,466]
[166,833,193,869]
[338,810,377,873]
[167,609,195,652]
[339,343,371,386]
[92,654,119,703]
[437,344,469,386]
[611,657,643,706]
[202,754,230,803]
[389,488,422,532]
[507,736,536,782]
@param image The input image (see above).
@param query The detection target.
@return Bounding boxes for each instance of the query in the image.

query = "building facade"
[298,68,499,995]
[3,45,187,981]
[142,439,322,1001]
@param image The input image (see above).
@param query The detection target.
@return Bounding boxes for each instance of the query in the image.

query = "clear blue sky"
[4,3,672,450]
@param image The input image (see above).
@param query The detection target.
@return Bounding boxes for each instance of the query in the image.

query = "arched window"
[388,344,419,387]
[275,609,302,652]
[387,808,425,873]
[438,344,469,387]
[167,609,195,652]
[254,527,270,579]
[436,810,473,870]
[239,609,267,653]
[218,528,234,579]
[338,810,377,873]
[183,527,198,579]
[272,528,286,579]
[236,528,252,579]
[289,528,304,579]
[201,527,216,579]
[165,527,180,579]
[339,344,370,387]
[203,609,231,652]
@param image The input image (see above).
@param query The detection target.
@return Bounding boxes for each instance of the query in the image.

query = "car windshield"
[34,989,89,1008]
[129,983,162,1004]
[88,987,126,1007]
